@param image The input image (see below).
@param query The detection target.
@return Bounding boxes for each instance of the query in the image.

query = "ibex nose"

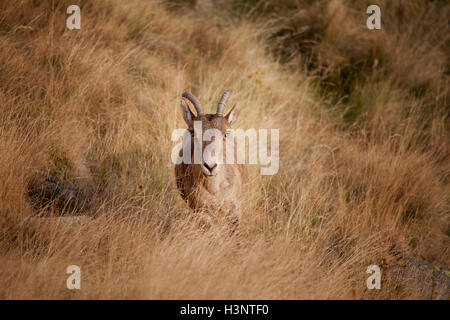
[203,162,218,174]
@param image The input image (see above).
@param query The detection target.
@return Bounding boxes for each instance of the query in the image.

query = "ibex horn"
[216,89,232,116]
[182,92,204,116]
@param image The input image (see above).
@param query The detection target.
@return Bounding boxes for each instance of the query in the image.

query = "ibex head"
[179,90,239,178]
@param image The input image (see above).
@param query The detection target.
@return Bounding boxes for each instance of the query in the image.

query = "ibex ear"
[180,99,194,126]
[225,104,239,125]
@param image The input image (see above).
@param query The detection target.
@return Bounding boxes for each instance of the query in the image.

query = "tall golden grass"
[0,0,448,299]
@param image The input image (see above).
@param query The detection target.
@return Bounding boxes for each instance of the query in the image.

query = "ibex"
[175,90,248,231]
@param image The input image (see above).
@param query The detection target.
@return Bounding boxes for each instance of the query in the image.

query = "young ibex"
[175,90,248,230]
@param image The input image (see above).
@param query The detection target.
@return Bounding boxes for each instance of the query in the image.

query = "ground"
[0,0,448,299]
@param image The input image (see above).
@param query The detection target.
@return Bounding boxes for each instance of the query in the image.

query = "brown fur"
[175,108,248,230]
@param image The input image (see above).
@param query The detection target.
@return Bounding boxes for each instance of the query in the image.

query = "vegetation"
[0,0,448,299]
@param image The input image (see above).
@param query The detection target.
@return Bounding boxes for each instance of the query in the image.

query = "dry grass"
[0,0,448,299]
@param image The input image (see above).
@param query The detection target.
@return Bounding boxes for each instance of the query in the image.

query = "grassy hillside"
[0,0,448,299]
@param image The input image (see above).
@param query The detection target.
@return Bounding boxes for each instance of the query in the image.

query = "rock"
[27,171,89,213]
